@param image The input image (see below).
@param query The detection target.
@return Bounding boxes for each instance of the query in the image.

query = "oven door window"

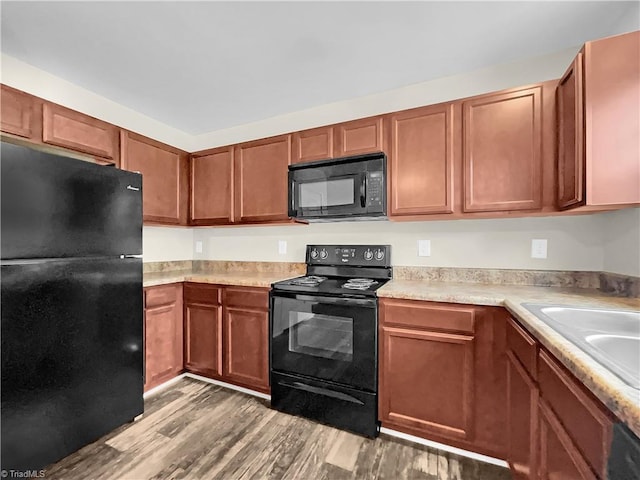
[271,295,376,391]
[288,312,353,362]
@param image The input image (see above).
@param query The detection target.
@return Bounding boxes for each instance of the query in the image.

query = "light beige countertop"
[378,280,640,437]
[143,270,295,288]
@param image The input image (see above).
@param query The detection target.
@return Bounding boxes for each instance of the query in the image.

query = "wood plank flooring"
[45,378,512,479]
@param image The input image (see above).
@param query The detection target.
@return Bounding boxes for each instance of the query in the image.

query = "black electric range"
[270,244,391,437]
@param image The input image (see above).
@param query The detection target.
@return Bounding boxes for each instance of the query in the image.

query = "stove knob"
[375,249,385,261]
[320,249,328,259]
[364,248,373,261]
[310,248,319,259]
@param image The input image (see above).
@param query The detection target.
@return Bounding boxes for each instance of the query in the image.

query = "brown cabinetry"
[223,287,270,393]
[291,126,333,164]
[183,283,222,378]
[42,103,119,164]
[144,284,183,391]
[462,86,543,212]
[0,85,37,139]
[121,131,189,225]
[379,299,507,458]
[234,135,291,223]
[557,30,640,209]
[335,116,384,157]
[190,147,234,225]
[506,317,615,479]
[389,103,456,216]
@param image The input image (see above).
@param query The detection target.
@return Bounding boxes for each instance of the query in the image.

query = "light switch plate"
[278,240,287,255]
[531,239,548,259]
[418,239,431,257]
[195,241,203,254]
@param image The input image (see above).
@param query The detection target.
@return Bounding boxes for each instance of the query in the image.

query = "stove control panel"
[306,245,391,267]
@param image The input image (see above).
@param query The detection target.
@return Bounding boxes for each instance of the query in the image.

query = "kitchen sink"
[522,304,640,389]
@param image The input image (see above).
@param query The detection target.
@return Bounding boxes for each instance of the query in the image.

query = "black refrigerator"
[1,141,144,471]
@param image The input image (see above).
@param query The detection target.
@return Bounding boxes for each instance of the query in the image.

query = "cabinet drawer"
[506,318,537,378]
[224,287,269,310]
[145,284,178,308]
[381,299,475,334]
[538,350,613,478]
[184,283,221,305]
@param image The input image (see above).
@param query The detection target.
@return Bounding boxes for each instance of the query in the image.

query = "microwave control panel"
[366,172,384,208]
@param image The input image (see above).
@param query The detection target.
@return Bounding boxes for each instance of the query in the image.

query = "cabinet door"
[121,131,188,225]
[184,303,222,378]
[42,103,119,162]
[144,285,183,391]
[557,53,585,209]
[291,126,333,164]
[379,326,474,440]
[234,135,291,223]
[539,401,598,480]
[190,147,234,225]
[389,103,455,216]
[223,306,269,391]
[507,351,539,480]
[334,116,384,157]
[1,85,35,139]
[463,86,543,212]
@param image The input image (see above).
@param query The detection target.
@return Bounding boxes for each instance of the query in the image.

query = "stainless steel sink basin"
[522,304,640,389]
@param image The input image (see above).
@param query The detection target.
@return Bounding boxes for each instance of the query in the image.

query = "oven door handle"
[291,294,376,308]
[278,380,365,405]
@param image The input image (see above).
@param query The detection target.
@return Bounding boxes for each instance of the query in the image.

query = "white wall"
[143,227,193,262]
[601,207,640,277]
[193,215,607,271]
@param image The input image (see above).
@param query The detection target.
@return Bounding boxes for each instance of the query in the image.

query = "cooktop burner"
[271,245,392,298]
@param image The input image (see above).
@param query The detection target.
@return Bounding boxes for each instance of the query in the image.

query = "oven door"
[270,292,377,391]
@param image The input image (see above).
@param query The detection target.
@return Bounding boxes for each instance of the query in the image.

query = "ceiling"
[1,1,637,135]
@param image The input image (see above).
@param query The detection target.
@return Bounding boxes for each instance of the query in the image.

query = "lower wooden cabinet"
[379,298,507,458]
[183,283,222,378]
[144,284,183,391]
[182,284,270,394]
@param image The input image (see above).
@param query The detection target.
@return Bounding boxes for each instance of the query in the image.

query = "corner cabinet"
[557,30,640,210]
[234,135,291,223]
[379,298,507,459]
[144,284,184,391]
[120,130,189,225]
[190,146,234,225]
[388,102,456,216]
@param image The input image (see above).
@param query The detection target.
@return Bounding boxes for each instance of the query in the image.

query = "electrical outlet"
[195,241,203,254]
[531,239,547,259]
[418,239,431,257]
[278,240,287,255]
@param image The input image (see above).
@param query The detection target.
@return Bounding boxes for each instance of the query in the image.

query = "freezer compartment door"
[1,141,142,259]
[1,257,143,471]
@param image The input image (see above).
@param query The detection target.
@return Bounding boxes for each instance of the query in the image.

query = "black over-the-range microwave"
[288,152,387,222]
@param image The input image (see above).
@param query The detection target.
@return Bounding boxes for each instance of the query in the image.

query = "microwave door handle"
[360,175,366,208]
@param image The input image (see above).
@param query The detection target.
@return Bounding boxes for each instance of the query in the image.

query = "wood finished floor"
[45,378,512,480]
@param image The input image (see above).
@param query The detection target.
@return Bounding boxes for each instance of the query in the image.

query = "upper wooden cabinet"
[42,103,119,164]
[121,131,189,225]
[234,134,291,223]
[558,30,640,209]
[0,85,37,139]
[335,116,384,157]
[190,146,234,225]
[557,53,585,209]
[462,86,543,213]
[389,103,456,216]
[291,126,333,164]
